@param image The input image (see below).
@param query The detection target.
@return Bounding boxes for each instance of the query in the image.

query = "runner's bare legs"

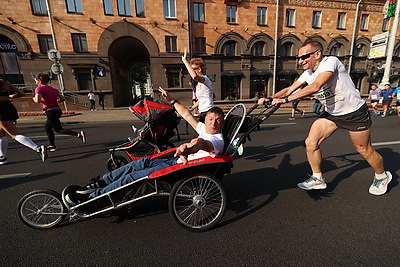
[348,129,384,174]
[305,118,337,174]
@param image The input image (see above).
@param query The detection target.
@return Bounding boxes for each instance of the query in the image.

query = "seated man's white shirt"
[176,122,224,164]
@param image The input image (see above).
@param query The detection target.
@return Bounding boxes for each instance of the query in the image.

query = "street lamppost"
[273,0,279,95]
[45,0,67,111]
[381,0,400,85]
[348,0,363,74]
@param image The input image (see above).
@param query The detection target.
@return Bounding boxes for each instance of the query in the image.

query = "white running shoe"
[78,130,86,143]
[36,145,48,162]
[0,156,7,165]
[369,171,392,196]
[297,176,327,190]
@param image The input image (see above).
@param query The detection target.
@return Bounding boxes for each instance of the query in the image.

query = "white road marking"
[261,123,296,127]
[0,173,31,179]
[372,141,400,146]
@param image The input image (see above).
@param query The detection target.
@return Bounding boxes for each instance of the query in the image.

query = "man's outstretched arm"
[158,87,198,130]
[174,138,215,165]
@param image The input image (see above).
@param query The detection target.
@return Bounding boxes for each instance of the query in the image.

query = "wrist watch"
[284,97,290,103]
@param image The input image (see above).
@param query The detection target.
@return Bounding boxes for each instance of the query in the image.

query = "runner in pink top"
[35,84,62,112]
[33,73,87,151]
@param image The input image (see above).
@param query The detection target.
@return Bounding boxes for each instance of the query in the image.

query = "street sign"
[47,49,61,61]
[51,63,64,75]
[96,66,106,77]
[368,32,389,59]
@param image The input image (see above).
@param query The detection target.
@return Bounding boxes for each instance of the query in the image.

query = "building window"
[286,9,295,27]
[165,36,177,52]
[222,41,236,56]
[163,0,176,18]
[118,0,132,16]
[167,69,180,88]
[330,43,342,56]
[31,0,47,15]
[75,68,93,91]
[395,47,400,57]
[257,7,267,25]
[337,12,346,29]
[71,33,88,52]
[222,76,240,100]
[360,14,369,31]
[38,35,54,53]
[103,0,113,15]
[135,0,145,17]
[281,42,293,56]
[354,43,366,57]
[312,11,321,28]
[194,37,206,54]
[252,42,265,56]
[382,17,389,32]
[66,0,83,13]
[250,76,268,98]
[194,3,205,22]
[226,5,237,23]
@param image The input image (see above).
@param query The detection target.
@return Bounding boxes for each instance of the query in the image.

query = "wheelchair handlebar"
[246,97,274,115]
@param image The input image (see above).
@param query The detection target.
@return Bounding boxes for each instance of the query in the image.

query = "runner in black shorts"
[319,102,371,131]
[259,41,391,196]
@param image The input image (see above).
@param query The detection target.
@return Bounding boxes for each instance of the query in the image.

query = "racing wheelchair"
[17,101,280,232]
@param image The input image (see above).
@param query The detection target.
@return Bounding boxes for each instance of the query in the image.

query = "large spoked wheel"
[169,174,227,232]
[107,155,128,171]
[17,190,67,229]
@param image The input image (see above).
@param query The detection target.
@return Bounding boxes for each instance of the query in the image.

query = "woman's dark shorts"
[319,103,372,132]
[0,100,19,121]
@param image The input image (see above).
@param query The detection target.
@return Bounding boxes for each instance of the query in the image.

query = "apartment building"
[0,0,394,107]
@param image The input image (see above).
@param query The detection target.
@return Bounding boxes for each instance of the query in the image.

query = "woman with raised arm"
[181,48,214,122]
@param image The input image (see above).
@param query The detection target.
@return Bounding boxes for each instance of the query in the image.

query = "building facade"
[0,0,397,107]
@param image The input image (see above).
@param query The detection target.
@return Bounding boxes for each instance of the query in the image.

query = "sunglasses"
[192,66,200,70]
[297,50,319,60]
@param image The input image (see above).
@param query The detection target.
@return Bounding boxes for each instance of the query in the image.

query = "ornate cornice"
[249,0,383,12]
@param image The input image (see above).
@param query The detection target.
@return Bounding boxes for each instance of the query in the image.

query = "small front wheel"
[169,174,226,232]
[107,155,128,171]
[17,190,67,229]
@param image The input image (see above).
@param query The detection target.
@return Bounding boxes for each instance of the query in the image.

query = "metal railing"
[63,92,89,107]
[14,84,36,94]
[13,84,89,107]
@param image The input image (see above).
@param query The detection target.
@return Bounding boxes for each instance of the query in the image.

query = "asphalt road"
[1,112,399,266]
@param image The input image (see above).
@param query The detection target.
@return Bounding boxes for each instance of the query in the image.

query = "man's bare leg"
[349,129,391,195]
[305,119,338,174]
[297,119,337,190]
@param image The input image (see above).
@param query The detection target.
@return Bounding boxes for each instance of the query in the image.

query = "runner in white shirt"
[258,41,391,196]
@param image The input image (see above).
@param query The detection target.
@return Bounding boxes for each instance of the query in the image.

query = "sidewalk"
[20,98,367,123]
[18,108,138,123]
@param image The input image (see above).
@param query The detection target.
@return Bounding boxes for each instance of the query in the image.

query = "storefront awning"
[250,70,272,76]
[277,70,299,76]
[350,69,368,76]
[221,70,244,77]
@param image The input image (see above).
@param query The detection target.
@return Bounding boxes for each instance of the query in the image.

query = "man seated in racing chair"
[66,87,225,205]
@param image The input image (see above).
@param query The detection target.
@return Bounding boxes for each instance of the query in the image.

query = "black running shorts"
[319,103,372,132]
[0,100,19,121]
